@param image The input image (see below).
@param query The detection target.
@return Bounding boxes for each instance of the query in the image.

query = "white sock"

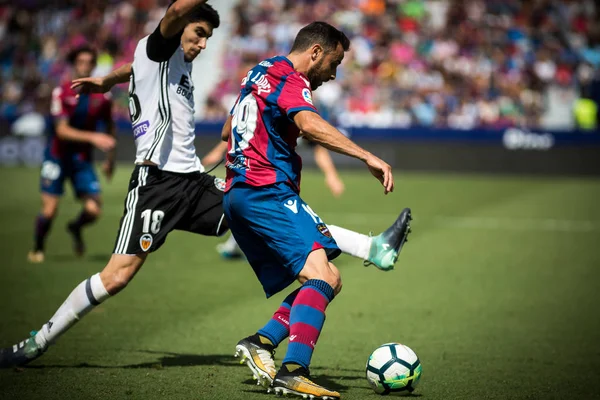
[35,273,110,347]
[221,234,242,254]
[328,225,372,260]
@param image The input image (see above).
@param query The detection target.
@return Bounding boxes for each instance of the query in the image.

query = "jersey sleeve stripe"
[285,106,318,117]
[145,61,171,160]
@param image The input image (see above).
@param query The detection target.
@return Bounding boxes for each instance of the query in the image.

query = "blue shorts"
[224,182,341,297]
[39,157,100,198]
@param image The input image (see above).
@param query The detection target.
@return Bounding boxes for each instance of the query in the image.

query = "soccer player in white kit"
[0,0,224,368]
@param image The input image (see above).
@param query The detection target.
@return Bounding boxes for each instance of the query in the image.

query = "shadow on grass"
[29,350,238,369]
[26,351,377,393]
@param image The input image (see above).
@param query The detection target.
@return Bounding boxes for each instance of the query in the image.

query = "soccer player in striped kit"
[225,22,405,399]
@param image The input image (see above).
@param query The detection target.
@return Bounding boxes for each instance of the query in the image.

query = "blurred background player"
[28,46,116,263]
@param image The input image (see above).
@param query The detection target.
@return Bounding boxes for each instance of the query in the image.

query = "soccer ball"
[365,343,422,395]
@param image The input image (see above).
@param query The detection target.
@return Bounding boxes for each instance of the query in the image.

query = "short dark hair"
[66,46,97,65]
[188,3,220,29]
[290,22,350,53]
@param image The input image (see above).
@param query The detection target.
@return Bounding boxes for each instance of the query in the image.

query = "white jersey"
[129,26,203,173]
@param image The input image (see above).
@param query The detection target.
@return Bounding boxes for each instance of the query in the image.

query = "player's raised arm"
[160,0,209,38]
[295,111,394,194]
[71,63,132,94]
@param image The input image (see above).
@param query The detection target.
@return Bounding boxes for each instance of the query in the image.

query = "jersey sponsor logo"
[259,60,273,68]
[176,74,194,100]
[139,233,153,252]
[302,88,313,105]
[214,177,225,192]
[283,199,298,214]
[316,223,332,238]
[133,120,150,139]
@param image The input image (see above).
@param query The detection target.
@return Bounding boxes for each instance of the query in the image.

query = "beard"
[306,58,325,90]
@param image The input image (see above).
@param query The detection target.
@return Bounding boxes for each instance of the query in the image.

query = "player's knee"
[313,265,342,296]
[41,201,59,219]
[100,255,144,295]
[85,199,102,217]
[41,206,58,219]
[328,264,343,296]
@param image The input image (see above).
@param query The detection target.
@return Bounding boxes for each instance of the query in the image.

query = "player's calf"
[100,254,146,295]
[28,195,60,263]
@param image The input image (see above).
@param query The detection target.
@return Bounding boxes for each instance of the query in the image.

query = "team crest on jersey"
[316,223,332,238]
[140,234,153,252]
[214,177,225,192]
[302,88,313,105]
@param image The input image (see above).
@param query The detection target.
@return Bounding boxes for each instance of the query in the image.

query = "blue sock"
[283,279,335,369]
[258,288,300,346]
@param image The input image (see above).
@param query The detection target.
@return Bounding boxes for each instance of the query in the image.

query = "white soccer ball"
[365,343,422,395]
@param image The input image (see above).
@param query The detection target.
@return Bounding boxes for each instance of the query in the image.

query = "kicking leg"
[222,209,413,270]
[329,207,412,271]
[0,253,146,368]
[216,234,244,259]
[28,193,60,263]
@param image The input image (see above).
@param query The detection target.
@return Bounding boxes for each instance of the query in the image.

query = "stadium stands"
[1,0,599,131]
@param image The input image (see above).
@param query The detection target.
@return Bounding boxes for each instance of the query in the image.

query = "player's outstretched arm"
[313,145,345,197]
[295,110,394,194]
[160,0,208,37]
[55,119,115,152]
[71,63,132,94]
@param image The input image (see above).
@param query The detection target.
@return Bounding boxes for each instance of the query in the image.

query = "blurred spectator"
[207,0,600,130]
[1,0,599,132]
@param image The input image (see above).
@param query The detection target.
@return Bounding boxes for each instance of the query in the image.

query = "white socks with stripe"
[35,273,110,348]
[327,225,372,260]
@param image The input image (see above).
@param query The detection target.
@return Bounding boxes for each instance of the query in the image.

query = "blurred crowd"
[208,0,600,130]
[0,0,170,132]
[1,0,600,132]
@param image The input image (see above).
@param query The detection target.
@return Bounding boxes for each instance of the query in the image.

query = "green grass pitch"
[0,166,599,400]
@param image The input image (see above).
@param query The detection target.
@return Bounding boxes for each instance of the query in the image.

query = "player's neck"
[286,53,310,76]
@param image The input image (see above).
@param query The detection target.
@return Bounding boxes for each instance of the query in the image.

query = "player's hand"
[102,160,115,182]
[365,153,394,194]
[71,77,111,95]
[91,134,116,152]
[325,174,345,198]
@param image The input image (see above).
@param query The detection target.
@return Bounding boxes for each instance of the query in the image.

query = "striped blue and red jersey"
[225,56,319,193]
[47,81,112,162]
